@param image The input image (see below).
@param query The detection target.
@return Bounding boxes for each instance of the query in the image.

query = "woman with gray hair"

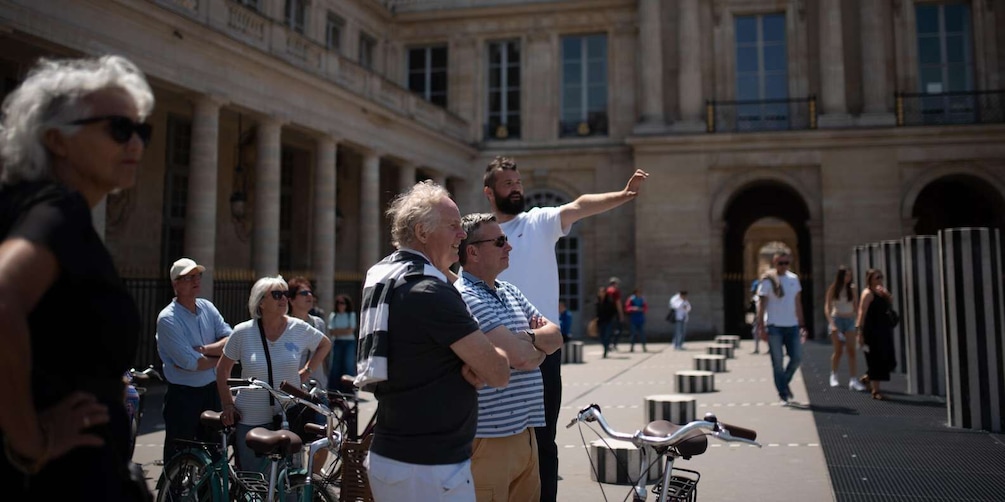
[215,275,330,475]
[0,55,153,499]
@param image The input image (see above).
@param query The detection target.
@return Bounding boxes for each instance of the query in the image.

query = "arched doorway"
[912,174,1005,234]
[723,182,813,335]
[525,189,582,321]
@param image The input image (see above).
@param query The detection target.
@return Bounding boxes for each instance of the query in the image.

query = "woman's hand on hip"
[39,392,109,460]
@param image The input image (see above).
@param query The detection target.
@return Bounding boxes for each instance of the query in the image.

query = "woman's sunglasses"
[268,290,292,300]
[70,115,152,146]
[468,235,508,248]
[295,290,313,297]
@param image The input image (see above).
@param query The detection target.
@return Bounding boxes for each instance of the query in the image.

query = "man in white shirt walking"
[755,252,807,405]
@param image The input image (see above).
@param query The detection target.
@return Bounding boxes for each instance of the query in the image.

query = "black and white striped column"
[643,394,697,424]
[675,370,715,393]
[939,228,1005,432]
[902,236,945,396]
[589,439,662,484]
[852,244,874,296]
[877,240,907,374]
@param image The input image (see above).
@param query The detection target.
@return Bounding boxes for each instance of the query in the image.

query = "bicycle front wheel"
[156,451,213,502]
[287,473,337,502]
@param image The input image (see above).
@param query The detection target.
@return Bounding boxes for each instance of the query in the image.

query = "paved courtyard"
[134,336,1005,501]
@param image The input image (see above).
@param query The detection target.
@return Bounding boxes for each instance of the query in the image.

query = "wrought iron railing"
[706,96,817,133]
[559,112,609,138]
[123,276,363,369]
[895,90,1005,126]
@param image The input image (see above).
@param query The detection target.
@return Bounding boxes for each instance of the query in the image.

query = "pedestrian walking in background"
[326,293,358,395]
[825,266,866,391]
[669,291,691,350]
[856,269,897,400]
[597,285,619,358]
[756,251,807,405]
[558,299,573,343]
[625,288,648,352]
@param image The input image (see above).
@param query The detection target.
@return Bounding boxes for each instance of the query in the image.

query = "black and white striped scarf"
[354,249,447,391]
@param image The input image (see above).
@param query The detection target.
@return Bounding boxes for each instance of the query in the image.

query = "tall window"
[560,34,607,137]
[734,13,788,130]
[359,32,376,69]
[916,3,972,94]
[285,0,307,34]
[407,46,448,107]
[161,115,191,270]
[325,13,344,52]
[486,40,521,140]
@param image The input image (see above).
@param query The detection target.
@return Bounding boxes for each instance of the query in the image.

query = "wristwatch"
[526,329,537,348]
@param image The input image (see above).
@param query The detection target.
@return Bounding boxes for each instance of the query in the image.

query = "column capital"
[188,92,228,108]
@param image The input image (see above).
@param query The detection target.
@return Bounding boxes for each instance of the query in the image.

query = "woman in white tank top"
[825,266,866,391]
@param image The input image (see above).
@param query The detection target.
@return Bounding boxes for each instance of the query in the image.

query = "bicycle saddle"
[245,427,303,456]
[199,410,226,430]
[643,420,708,459]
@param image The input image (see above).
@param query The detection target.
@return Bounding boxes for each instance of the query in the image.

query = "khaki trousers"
[471,427,540,502]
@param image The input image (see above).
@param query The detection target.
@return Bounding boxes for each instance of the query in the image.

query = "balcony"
[895,90,1005,127]
[559,112,609,138]
[149,0,470,143]
[706,97,817,133]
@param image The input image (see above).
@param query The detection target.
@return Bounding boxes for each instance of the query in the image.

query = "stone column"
[398,163,416,194]
[902,236,945,396]
[313,136,337,315]
[253,116,283,278]
[858,0,896,126]
[939,228,1005,432]
[635,0,665,132]
[431,171,447,188]
[818,0,852,128]
[673,0,705,133]
[359,149,381,270]
[185,95,223,297]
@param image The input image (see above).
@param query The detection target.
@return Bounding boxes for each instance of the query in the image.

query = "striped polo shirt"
[456,271,546,438]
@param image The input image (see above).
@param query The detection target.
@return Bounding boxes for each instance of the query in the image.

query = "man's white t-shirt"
[756,270,802,328]
[497,207,571,323]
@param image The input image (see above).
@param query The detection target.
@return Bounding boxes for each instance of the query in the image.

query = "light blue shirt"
[156,298,232,387]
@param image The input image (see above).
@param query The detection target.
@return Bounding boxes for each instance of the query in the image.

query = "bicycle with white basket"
[566,404,761,502]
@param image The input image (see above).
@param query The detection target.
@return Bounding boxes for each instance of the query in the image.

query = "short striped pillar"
[643,394,697,424]
[939,228,1005,432]
[902,236,946,396]
[588,439,662,484]
[877,240,908,374]
[675,370,715,393]
[693,354,727,373]
[562,341,584,364]
[706,343,734,359]
[714,335,741,349]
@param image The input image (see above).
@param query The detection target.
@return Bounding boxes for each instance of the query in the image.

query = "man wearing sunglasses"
[156,257,233,462]
[482,157,649,501]
[755,251,806,406]
[455,213,564,501]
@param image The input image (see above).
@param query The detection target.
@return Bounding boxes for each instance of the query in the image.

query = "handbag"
[666,309,676,323]
[887,308,900,328]
[258,319,311,437]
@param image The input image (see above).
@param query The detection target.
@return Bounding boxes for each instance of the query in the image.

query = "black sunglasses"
[468,235,508,248]
[296,290,313,297]
[70,115,152,146]
[268,290,292,300]
[777,261,791,266]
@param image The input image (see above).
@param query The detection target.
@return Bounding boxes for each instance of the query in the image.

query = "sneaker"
[779,398,791,407]
[849,379,866,391]
[829,373,839,387]
[750,349,760,355]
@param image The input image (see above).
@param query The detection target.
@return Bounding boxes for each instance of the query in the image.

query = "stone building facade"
[2,0,1003,342]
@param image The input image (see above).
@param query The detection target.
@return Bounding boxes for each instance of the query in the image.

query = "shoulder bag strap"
[257,318,275,406]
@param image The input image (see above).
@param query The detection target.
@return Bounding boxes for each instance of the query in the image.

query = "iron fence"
[123,276,363,369]
[706,96,817,133]
[895,89,1005,126]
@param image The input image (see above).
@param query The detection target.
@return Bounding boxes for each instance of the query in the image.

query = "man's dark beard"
[495,190,525,215]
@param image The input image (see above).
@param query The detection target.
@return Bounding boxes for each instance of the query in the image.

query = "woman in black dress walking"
[856,269,897,400]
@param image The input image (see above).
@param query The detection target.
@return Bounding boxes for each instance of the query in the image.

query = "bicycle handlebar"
[566,404,761,448]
